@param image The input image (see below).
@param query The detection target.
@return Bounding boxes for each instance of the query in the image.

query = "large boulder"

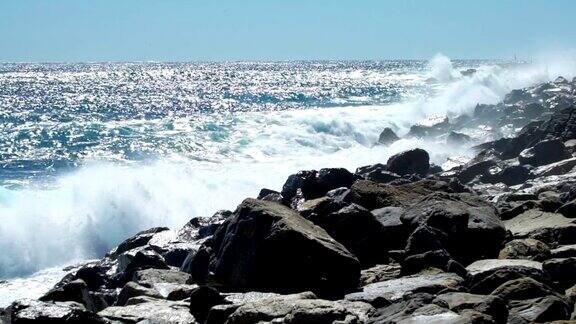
[401,192,506,264]
[433,292,508,324]
[10,299,106,324]
[386,148,430,176]
[498,239,551,261]
[189,198,360,296]
[98,297,196,323]
[466,259,548,294]
[518,138,571,167]
[503,209,576,245]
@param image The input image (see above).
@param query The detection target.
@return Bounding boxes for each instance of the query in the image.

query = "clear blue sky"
[1,0,575,62]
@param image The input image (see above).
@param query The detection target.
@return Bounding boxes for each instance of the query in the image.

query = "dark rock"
[107,227,169,259]
[519,139,571,167]
[190,198,360,296]
[457,160,498,184]
[434,292,508,324]
[508,296,571,322]
[466,259,548,294]
[503,210,576,245]
[117,249,169,275]
[256,188,282,203]
[365,293,435,323]
[557,198,576,218]
[363,170,401,184]
[116,282,163,306]
[447,131,472,145]
[407,117,450,138]
[387,148,430,176]
[132,268,191,287]
[504,89,532,105]
[307,203,390,266]
[490,277,563,301]
[280,170,318,203]
[550,244,576,258]
[39,279,98,312]
[371,206,409,250]
[378,127,400,145]
[488,164,533,186]
[543,257,576,288]
[189,286,229,323]
[355,163,387,176]
[401,192,506,264]
[315,168,356,194]
[498,239,551,261]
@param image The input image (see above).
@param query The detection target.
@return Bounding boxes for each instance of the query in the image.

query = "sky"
[1,0,575,62]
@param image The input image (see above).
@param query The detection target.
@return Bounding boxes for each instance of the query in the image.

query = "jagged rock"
[117,249,169,274]
[189,286,229,323]
[532,157,576,177]
[487,164,533,186]
[371,206,409,250]
[10,299,106,324]
[179,210,231,241]
[557,198,576,218]
[519,139,571,167]
[504,89,532,104]
[189,198,360,296]
[257,188,282,202]
[365,293,435,323]
[503,210,576,245]
[386,148,430,176]
[345,273,464,305]
[401,192,506,263]
[363,170,401,184]
[498,238,551,261]
[407,117,450,138]
[378,127,400,145]
[456,159,499,184]
[99,297,195,323]
[543,257,576,288]
[116,282,163,306]
[280,170,318,203]
[306,203,390,266]
[433,292,508,323]
[107,227,169,259]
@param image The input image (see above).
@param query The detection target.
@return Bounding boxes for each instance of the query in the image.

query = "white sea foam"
[1,52,576,304]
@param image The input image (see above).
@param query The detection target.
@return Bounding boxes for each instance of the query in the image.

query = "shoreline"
[4,76,576,323]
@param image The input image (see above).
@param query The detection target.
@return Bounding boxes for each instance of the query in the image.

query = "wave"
[1,52,576,280]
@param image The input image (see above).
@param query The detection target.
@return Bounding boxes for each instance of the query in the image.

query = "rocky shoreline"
[3,76,576,323]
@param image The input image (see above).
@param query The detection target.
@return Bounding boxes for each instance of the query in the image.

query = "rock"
[557,198,576,218]
[117,249,169,274]
[345,273,464,305]
[360,264,402,286]
[363,170,401,184]
[531,157,576,177]
[401,192,506,263]
[407,117,450,138]
[189,286,229,323]
[316,168,356,194]
[519,139,571,167]
[433,292,508,323]
[387,148,430,176]
[224,292,374,324]
[488,164,533,186]
[466,259,548,294]
[107,227,169,259]
[116,282,163,306]
[39,279,99,312]
[371,206,409,250]
[378,127,400,145]
[10,299,106,324]
[498,239,551,261]
[504,89,532,104]
[446,131,472,145]
[99,297,195,323]
[280,170,318,203]
[365,292,435,323]
[257,188,283,203]
[457,160,498,184]
[490,277,564,302]
[190,198,360,296]
[307,203,390,266]
[132,268,191,287]
[503,209,576,245]
[543,258,576,288]
[551,244,576,258]
[508,296,571,322]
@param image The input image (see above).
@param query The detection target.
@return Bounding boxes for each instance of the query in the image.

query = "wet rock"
[466,259,547,294]
[371,206,409,250]
[387,148,430,176]
[257,188,282,203]
[190,198,360,296]
[504,89,532,104]
[189,286,229,323]
[519,139,571,167]
[407,117,450,138]
[365,293,435,323]
[446,131,471,145]
[360,264,402,286]
[378,127,400,145]
[345,272,464,305]
[280,170,318,203]
[132,268,191,287]
[557,198,576,218]
[456,159,499,184]
[488,164,533,186]
[498,238,551,261]
[307,203,390,266]
[551,244,576,258]
[117,249,169,274]
[107,227,169,259]
[363,170,401,184]
[99,297,195,323]
[39,279,98,312]
[10,299,106,324]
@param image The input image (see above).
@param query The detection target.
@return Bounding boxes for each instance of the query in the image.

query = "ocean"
[0,56,574,306]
